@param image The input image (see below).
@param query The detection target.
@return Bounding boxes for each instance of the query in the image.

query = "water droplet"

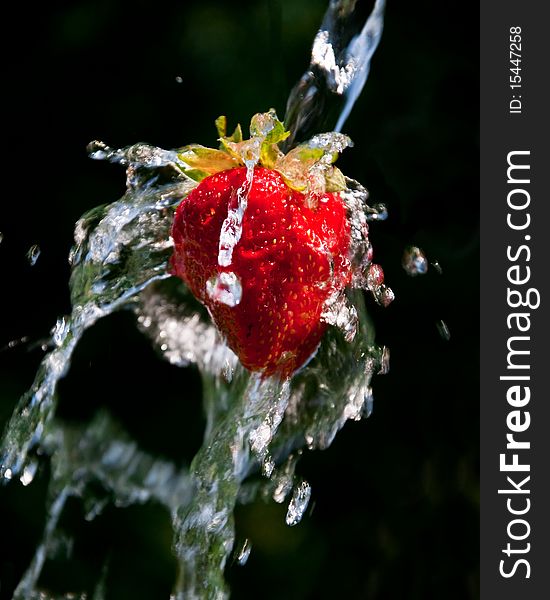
[364,389,374,417]
[321,291,358,342]
[138,315,152,328]
[3,335,30,352]
[272,456,297,504]
[431,260,443,274]
[222,359,234,382]
[402,246,428,276]
[366,262,383,284]
[286,480,312,526]
[364,264,394,307]
[379,286,395,307]
[87,140,179,169]
[379,345,390,375]
[51,317,69,347]
[27,244,41,266]
[366,203,388,221]
[218,165,254,267]
[437,319,451,341]
[236,539,252,566]
[20,460,38,486]
[206,272,242,307]
[175,76,183,84]
[262,456,275,478]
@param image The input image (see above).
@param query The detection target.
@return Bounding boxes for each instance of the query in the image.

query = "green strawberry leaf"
[251,109,291,169]
[177,145,240,180]
[324,166,347,192]
[178,112,351,193]
[273,133,352,192]
[215,116,227,139]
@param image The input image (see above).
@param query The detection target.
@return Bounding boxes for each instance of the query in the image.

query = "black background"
[0,1,479,598]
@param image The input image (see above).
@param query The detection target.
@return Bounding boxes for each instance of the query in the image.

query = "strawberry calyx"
[175,109,352,202]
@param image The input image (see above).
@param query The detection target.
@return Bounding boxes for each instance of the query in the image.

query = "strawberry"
[170,111,355,377]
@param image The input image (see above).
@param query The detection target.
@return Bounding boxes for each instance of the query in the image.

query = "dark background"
[0,0,479,598]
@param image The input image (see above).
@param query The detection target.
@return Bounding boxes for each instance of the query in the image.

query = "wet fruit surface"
[171,166,351,376]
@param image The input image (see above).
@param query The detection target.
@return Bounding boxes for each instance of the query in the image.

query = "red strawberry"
[169,111,356,377]
[171,165,352,377]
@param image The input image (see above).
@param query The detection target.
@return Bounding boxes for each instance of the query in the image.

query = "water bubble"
[235,539,252,566]
[206,272,242,307]
[286,480,312,526]
[437,319,451,341]
[27,244,41,266]
[402,246,428,276]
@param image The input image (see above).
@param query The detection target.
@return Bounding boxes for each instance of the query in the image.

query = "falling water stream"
[1,1,389,598]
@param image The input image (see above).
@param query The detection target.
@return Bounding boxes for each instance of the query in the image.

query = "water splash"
[1,1,390,598]
[27,244,41,266]
[1,145,386,597]
[235,539,252,566]
[321,290,358,343]
[436,319,451,341]
[284,0,386,146]
[206,271,243,307]
[285,480,312,526]
[365,263,394,307]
